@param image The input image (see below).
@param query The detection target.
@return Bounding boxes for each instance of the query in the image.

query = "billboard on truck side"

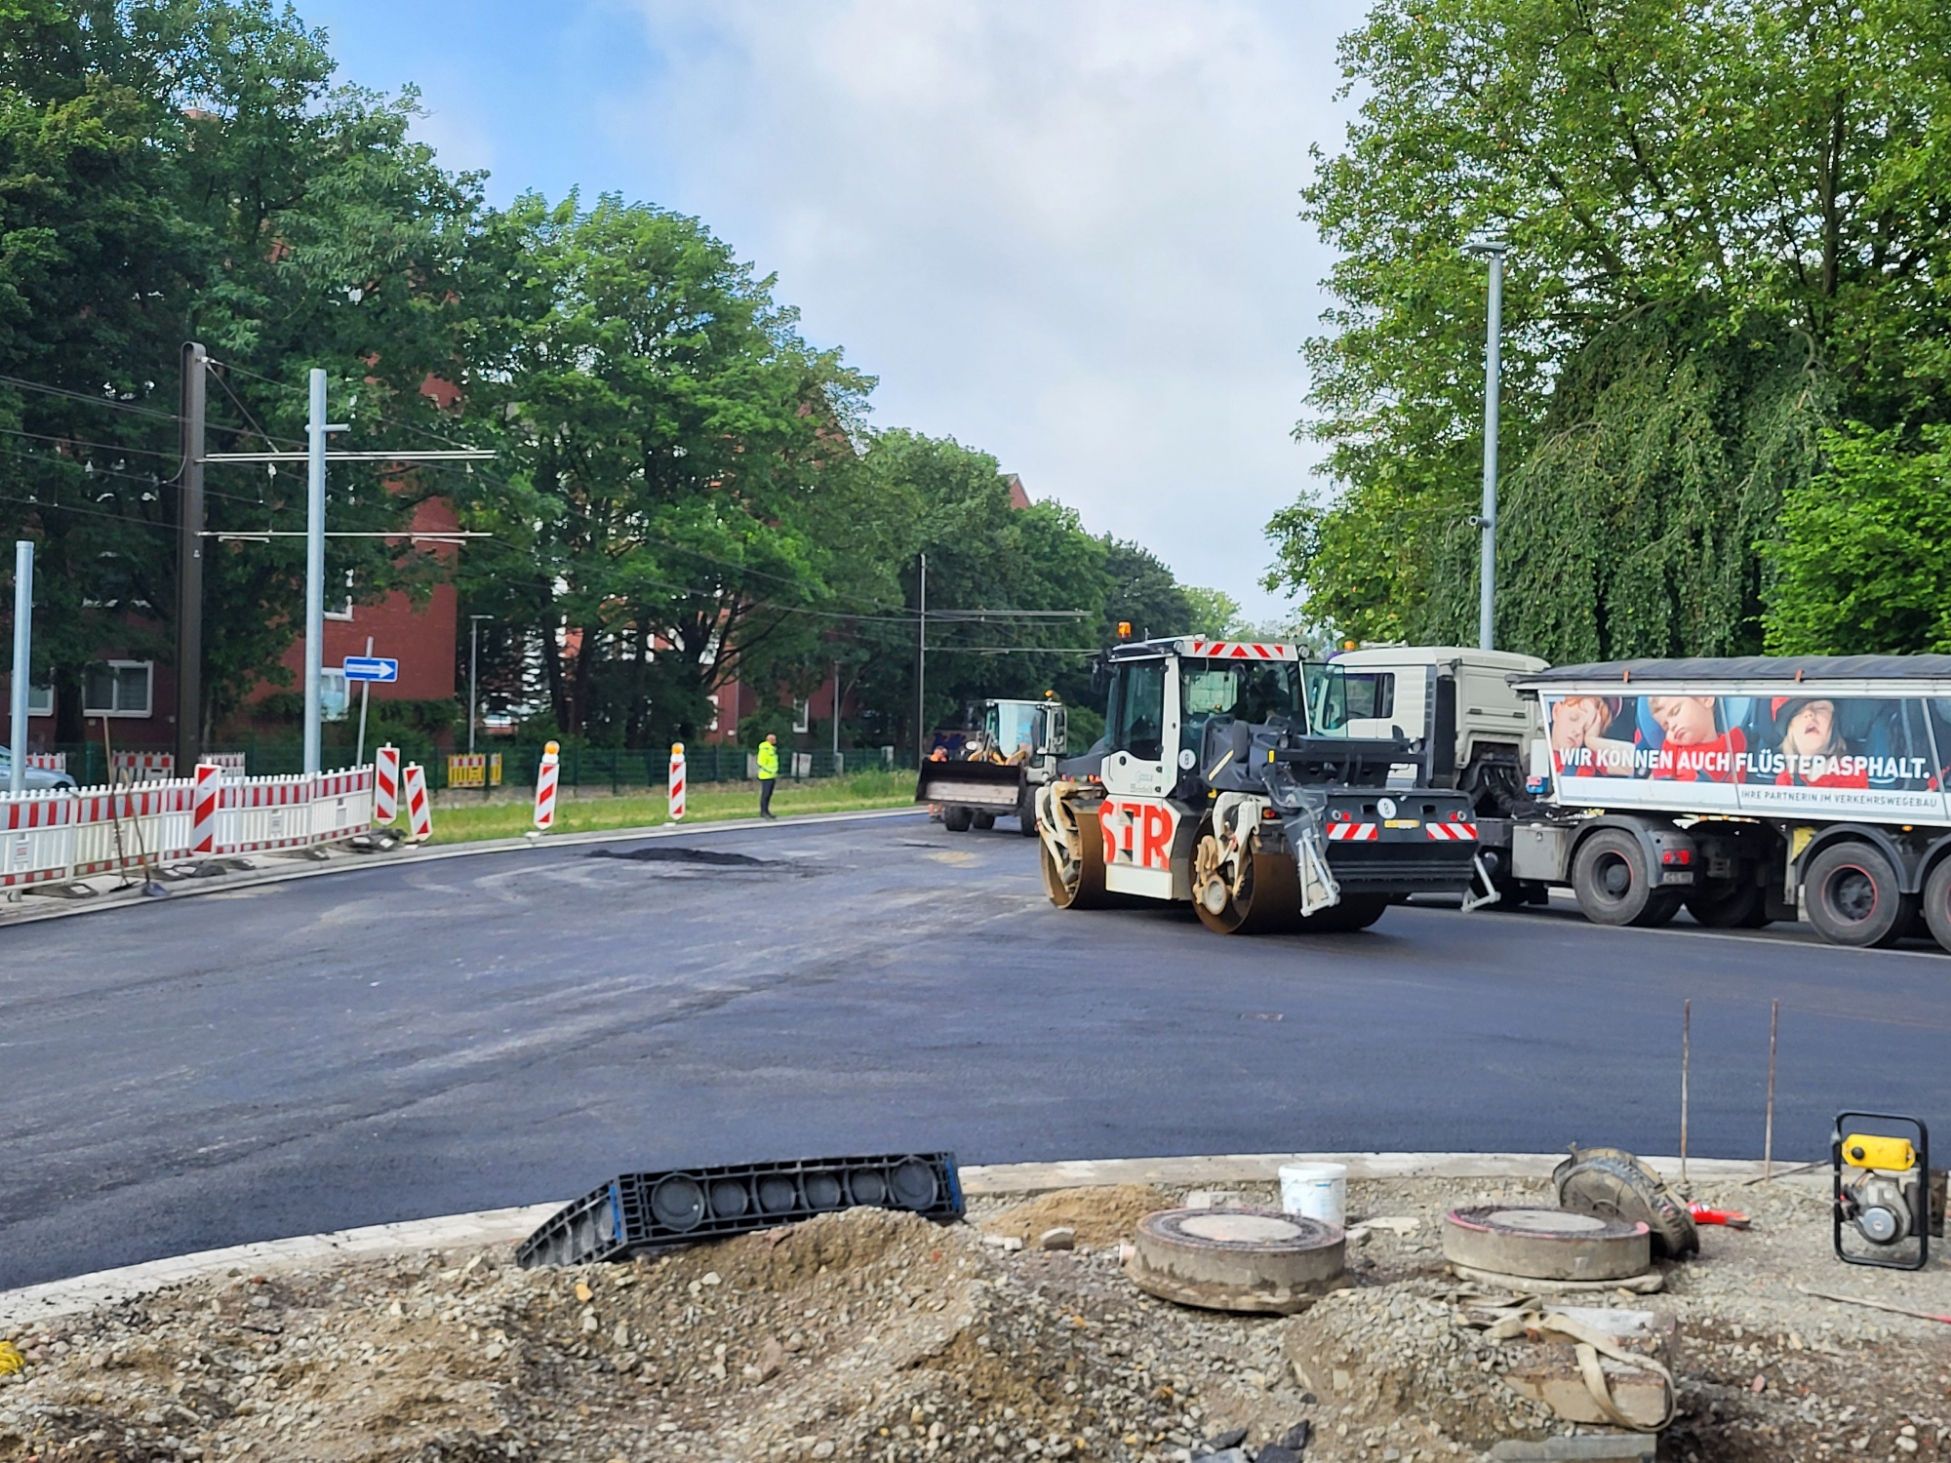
[1533,686,1951,826]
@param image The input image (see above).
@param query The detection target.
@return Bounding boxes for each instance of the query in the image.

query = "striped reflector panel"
[1327,822,1380,842]
[1426,822,1479,841]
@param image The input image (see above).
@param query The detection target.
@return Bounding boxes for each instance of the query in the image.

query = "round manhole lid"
[1128,1207,1346,1315]
[1442,1205,1651,1282]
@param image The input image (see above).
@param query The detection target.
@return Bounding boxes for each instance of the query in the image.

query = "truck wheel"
[943,806,973,833]
[1685,881,1771,929]
[1921,858,1951,955]
[971,812,996,831]
[1572,829,1677,928]
[1017,789,1039,836]
[1804,841,1912,949]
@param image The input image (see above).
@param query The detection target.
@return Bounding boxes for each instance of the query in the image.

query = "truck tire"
[1571,829,1681,928]
[1922,858,1951,955]
[972,812,996,831]
[1803,841,1912,949]
[943,806,973,833]
[1684,881,1771,929]
[1017,788,1039,836]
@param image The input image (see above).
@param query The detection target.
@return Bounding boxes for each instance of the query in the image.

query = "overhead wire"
[0,371,181,424]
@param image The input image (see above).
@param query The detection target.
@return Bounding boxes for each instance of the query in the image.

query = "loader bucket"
[914,759,1027,812]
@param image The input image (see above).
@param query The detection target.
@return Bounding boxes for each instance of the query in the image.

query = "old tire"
[972,811,996,831]
[1922,858,1951,955]
[1685,880,1771,929]
[943,806,974,833]
[1572,829,1678,928]
[1805,841,1912,949]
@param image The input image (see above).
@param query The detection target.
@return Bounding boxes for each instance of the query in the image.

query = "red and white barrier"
[533,740,560,831]
[668,742,686,821]
[3,761,379,889]
[403,763,432,842]
[24,752,65,773]
[69,782,195,876]
[110,751,176,784]
[311,767,376,844]
[192,762,222,855]
[1,793,76,889]
[374,745,400,826]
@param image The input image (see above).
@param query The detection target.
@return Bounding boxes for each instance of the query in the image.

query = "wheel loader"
[915,695,1067,837]
[1035,636,1483,933]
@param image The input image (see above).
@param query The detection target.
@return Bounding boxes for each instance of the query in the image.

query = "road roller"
[1036,635,1482,933]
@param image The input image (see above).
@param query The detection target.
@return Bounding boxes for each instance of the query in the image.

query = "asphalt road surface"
[4,811,1946,1288]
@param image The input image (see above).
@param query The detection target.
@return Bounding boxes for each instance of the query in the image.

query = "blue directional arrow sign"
[342,655,399,684]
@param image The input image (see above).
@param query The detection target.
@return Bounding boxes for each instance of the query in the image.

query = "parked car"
[0,749,78,791]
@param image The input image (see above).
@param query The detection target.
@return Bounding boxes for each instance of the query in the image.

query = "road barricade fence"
[0,764,376,891]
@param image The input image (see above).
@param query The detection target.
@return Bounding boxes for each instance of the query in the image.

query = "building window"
[792,697,811,734]
[12,682,53,717]
[321,668,349,722]
[706,693,721,733]
[83,661,153,718]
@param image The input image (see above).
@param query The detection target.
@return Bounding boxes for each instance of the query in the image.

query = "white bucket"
[1278,1162,1348,1228]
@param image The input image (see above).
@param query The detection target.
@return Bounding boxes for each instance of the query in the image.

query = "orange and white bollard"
[403,762,433,843]
[533,740,560,832]
[668,742,686,822]
[374,744,400,826]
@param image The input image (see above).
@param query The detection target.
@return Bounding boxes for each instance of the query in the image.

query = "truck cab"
[1329,644,1548,815]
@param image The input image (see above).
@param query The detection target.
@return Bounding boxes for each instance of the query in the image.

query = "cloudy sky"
[304,0,1370,620]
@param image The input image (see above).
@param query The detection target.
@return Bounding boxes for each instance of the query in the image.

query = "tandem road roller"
[1036,636,1483,933]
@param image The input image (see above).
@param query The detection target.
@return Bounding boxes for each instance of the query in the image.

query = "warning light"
[1116,621,1132,640]
[1342,638,1358,651]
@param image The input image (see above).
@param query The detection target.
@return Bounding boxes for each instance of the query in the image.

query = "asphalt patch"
[586,846,777,868]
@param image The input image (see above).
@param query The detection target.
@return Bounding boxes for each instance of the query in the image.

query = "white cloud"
[610,0,1362,617]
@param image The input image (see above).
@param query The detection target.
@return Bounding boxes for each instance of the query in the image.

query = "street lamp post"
[1464,233,1508,653]
[468,614,492,756]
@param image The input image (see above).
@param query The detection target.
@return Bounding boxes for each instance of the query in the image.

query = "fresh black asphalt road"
[3,811,1946,1288]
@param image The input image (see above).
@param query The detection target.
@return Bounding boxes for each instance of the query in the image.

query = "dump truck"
[915,696,1068,836]
[1034,636,1482,933]
[1334,647,1951,953]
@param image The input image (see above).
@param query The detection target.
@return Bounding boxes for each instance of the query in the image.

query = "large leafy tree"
[1275,0,1951,655]
[0,0,481,740]
[453,192,876,742]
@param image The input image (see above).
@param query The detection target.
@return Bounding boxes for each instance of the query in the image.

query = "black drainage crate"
[516,1151,963,1268]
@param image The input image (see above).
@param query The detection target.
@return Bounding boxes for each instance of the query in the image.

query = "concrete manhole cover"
[1127,1207,1345,1315]
[1442,1204,1651,1281]
[1178,1213,1310,1245]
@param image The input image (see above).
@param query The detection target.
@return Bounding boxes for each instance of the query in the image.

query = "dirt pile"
[978,1185,1171,1249]
[4,1176,1950,1461]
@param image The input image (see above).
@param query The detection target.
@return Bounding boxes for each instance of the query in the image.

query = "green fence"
[46,741,892,793]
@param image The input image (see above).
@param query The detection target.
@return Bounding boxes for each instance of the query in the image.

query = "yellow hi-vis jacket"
[757,742,779,780]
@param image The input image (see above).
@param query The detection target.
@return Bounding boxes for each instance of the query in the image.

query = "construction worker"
[757,732,780,819]
[926,744,949,820]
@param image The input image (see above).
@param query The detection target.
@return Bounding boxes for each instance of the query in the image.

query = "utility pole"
[831,659,840,761]
[1465,233,1508,652]
[174,342,208,771]
[468,614,491,755]
[302,368,336,776]
[197,360,491,776]
[916,552,927,768]
[8,540,31,796]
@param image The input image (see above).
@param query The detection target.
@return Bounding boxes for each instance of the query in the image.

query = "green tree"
[0,0,481,740]
[1763,425,1951,655]
[454,192,875,742]
[1181,586,1252,639]
[1273,0,1951,653]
